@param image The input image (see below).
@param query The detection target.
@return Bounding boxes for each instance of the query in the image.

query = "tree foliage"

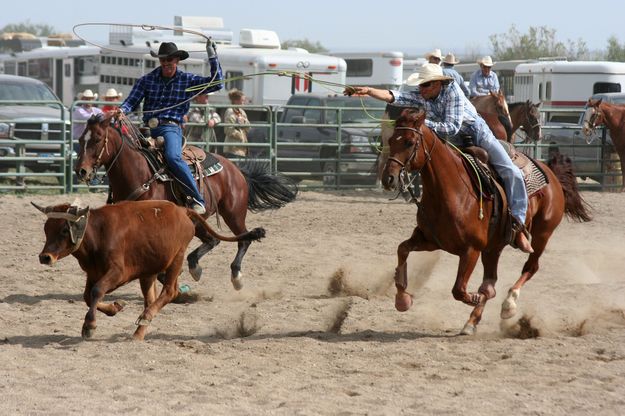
[0,20,56,36]
[281,39,328,53]
[606,36,625,62]
[489,25,589,61]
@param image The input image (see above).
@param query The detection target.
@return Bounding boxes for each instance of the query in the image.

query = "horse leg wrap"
[394,263,408,291]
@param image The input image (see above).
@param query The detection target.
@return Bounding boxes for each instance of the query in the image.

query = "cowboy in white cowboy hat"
[441,53,469,97]
[117,39,223,215]
[343,63,534,253]
[424,48,443,65]
[73,89,102,139]
[469,55,500,97]
[104,88,123,100]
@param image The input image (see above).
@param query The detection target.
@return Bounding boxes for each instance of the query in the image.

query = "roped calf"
[33,200,265,341]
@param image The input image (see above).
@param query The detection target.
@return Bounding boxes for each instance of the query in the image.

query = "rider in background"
[117,41,223,214]
[469,56,500,98]
[442,52,470,97]
[344,63,533,253]
[424,48,442,65]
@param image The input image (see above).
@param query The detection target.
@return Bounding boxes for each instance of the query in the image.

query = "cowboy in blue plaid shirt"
[344,63,533,253]
[119,41,223,214]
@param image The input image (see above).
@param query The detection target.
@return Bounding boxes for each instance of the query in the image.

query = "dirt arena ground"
[1,190,624,415]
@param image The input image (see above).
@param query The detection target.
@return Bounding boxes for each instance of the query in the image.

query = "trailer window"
[546,81,552,100]
[225,71,243,91]
[345,59,373,77]
[593,82,621,94]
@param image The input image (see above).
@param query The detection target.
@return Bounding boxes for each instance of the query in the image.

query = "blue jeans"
[474,120,528,224]
[151,124,205,205]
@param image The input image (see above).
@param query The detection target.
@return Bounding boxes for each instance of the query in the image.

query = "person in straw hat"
[424,48,442,65]
[72,89,102,141]
[343,63,533,253]
[469,55,500,98]
[442,52,469,97]
[117,40,224,215]
[101,88,123,113]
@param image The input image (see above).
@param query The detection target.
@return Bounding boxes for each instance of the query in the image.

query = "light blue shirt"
[468,69,500,97]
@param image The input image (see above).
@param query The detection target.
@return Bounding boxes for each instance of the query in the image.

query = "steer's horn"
[31,201,52,214]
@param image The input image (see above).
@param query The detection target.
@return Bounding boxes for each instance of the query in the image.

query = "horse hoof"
[460,323,476,336]
[231,275,243,291]
[395,293,413,312]
[500,305,517,320]
[189,265,203,282]
[81,326,95,339]
[113,300,126,312]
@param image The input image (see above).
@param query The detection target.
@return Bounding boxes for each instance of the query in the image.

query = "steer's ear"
[31,201,51,214]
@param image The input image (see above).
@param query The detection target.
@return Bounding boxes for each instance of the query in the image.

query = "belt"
[159,119,180,126]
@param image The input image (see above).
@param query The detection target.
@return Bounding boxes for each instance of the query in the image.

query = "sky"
[1,0,624,57]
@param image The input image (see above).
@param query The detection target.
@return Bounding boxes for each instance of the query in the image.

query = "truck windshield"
[0,81,59,102]
[325,98,385,124]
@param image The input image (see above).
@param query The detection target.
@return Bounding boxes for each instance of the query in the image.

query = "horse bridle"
[521,103,541,140]
[82,124,127,181]
[386,126,436,198]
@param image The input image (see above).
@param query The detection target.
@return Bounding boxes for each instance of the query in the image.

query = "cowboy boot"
[513,224,534,253]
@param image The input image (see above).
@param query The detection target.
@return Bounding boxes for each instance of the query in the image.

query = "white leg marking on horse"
[460,322,476,336]
[231,272,243,291]
[501,288,520,319]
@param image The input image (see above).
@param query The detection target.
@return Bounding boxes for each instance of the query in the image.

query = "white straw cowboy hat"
[424,48,442,60]
[104,88,123,99]
[443,52,460,65]
[413,63,452,86]
[403,72,421,86]
[79,89,98,100]
[477,55,494,67]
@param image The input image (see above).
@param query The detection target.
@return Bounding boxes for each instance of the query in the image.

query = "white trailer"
[331,51,403,90]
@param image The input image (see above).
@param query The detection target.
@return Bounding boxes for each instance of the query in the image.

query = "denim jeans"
[474,120,528,224]
[151,124,205,205]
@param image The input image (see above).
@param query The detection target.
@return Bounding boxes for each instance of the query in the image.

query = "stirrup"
[510,220,531,250]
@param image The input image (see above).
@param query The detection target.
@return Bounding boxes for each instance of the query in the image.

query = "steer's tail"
[187,210,266,242]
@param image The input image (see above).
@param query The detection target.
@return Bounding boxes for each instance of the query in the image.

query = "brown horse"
[74,114,297,290]
[582,98,625,191]
[508,101,542,143]
[382,108,591,335]
[471,91,512,141]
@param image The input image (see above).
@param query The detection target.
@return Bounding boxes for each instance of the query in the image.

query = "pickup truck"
[541,95,622,184]
[0,74,70,176]
[247,94,386,185]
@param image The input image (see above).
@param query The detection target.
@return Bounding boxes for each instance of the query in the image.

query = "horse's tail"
[547,152,592,222]
[239,161,298,212]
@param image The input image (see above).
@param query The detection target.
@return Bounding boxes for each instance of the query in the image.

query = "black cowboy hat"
[150,42,189,61]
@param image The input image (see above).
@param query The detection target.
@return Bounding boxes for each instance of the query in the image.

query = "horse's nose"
[39,253,54,265]
[75,168,88,181]
[382,173,396,190]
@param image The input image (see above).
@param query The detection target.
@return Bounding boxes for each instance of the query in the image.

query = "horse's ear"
[597,98,603,105]
[415,109,426,125]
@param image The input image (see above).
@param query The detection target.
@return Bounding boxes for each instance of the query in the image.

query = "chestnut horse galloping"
[583,98,625,191]
[74,115,297,291]
[382,108,591,335]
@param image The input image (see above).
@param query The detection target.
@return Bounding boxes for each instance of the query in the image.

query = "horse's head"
[490,90,510,120]
[74,113,117,183]
[582,98,604,137]
[382,107,426,191]
[522,101,542,142]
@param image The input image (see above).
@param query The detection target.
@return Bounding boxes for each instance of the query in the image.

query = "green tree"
[281,39,328,53]
[606,36,625,62]
[0,20,56,36]
[489,25,589,61]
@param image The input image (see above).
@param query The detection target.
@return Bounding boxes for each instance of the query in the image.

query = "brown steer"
[33,200,265,341]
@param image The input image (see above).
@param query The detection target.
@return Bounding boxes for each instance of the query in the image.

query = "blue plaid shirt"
[468,70,500,97]
[120,57,223,124]
[391,81,482,144]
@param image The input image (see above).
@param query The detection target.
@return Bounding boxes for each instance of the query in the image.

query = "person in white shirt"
[72,89,103,143]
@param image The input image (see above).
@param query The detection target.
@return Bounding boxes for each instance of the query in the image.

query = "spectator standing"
[184,93,221,152]
[223,88,250,157]
[72,89,102,141]
[101,88,123,113]
[424,48,442,65]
